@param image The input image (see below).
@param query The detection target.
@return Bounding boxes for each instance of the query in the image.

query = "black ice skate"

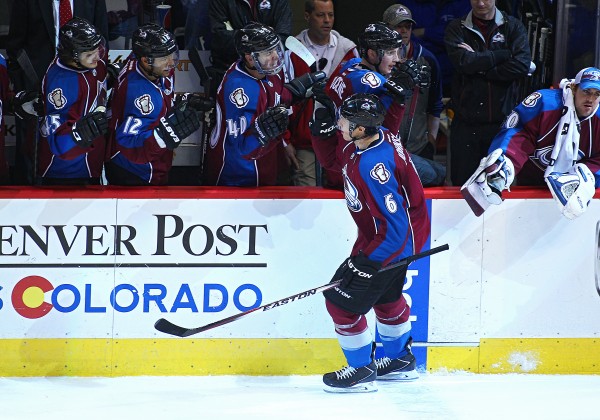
[375,347,419,381]
[323,361,377,393]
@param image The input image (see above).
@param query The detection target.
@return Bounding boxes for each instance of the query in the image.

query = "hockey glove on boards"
[333,252,382,293]
[71,106,108,148]
[546,163,596,220]
[155,100,201,150]
[254,106,289,146]
[285,71,327,101]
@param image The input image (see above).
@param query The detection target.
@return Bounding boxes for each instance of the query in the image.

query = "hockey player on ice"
[462,67,600,219]
[314,93,430,393]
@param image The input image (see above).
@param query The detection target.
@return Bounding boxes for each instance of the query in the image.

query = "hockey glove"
[176,93,215,113]
[71,106,108,148]
[546,163,596,220]
[416,64,431,91]
[461,148,515,216]
[254,106,289,146]
[312,78,336,116]
[155,101,201,150]
[285,71,327,101]
[309,107,337,138]
[334,252,382,293]
[385,61,420,103]
[12,90,44,119]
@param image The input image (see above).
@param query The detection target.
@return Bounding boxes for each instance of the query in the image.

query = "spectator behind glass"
[444,0,531,186]
[383,3,443,161]
[182,0,212,50]
[208,0,292,88]
[395,0,470,97]
[284,0,359,186]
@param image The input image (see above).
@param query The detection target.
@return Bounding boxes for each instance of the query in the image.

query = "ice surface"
[1,372,599,420]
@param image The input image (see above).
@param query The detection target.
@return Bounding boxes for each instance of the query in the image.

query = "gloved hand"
[107,61,123,87]
[416,64,431,90]
[385,61,421,103]
[309,107,337,138]
[176,93,215,113]
[254,106,289,146]
[546,163,596,220]
[155,101,201,150]
[12,90,44,119]
[285,71,327,101]
[333,252,382,292]
[71,106,108,148]
[474,149,515,204]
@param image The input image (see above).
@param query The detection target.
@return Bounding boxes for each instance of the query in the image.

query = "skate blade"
[377,369,419,381]
[323,381,378,393]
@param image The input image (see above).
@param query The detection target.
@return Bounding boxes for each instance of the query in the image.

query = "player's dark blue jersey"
[107,58,175,185]
[203,61,292,186]
[39,57,108,179]
[340,128,429,265]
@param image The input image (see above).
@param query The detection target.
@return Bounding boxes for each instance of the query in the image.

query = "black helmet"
[234,23,284,75]
[357,22,403,58]
[132,24,178,62]
[58,17,104,64]
[340,93,385,135]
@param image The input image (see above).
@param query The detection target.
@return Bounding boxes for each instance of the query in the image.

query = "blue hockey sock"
[377,320,411,359]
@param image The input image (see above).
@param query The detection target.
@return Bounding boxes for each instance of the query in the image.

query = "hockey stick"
[154,243,449,337]
[285,36,316,68]
[187,46,213,184]
[16,49,41,185]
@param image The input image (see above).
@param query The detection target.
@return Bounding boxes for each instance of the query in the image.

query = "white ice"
[2,372,599,420]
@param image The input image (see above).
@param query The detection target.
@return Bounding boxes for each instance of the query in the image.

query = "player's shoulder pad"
[44,63,81,113]
[223,67,261,111]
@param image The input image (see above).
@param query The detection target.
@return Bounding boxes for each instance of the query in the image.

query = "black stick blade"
[154,318,190,337]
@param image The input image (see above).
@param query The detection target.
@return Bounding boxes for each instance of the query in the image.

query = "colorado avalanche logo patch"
[48,88,67,110]
[504,111,519,128]
[361,72,382,88]
[491,33,505,43]
[230,88,249,108]
[134,94,154,115]
[370,163,391,184]
[343,165,362,213]
[522,92,542,107]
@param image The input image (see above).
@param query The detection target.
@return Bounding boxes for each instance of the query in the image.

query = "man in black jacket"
[444,0,530,186]
[208,0,292,83]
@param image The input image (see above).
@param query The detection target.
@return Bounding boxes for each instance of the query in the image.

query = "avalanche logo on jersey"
[361,72,382,89]
[491,33,505,43]
[135,94,154,115]
[529,146,584,170]
[342,164,362,212]
[230,88,249,109]
[370,162,391,184]
[522,92,542,107]
[48,88,67,110]
[504,111,519,128]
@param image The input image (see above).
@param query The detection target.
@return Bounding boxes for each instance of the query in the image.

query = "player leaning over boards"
[314,93,430,393]
[462,67,600,219]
